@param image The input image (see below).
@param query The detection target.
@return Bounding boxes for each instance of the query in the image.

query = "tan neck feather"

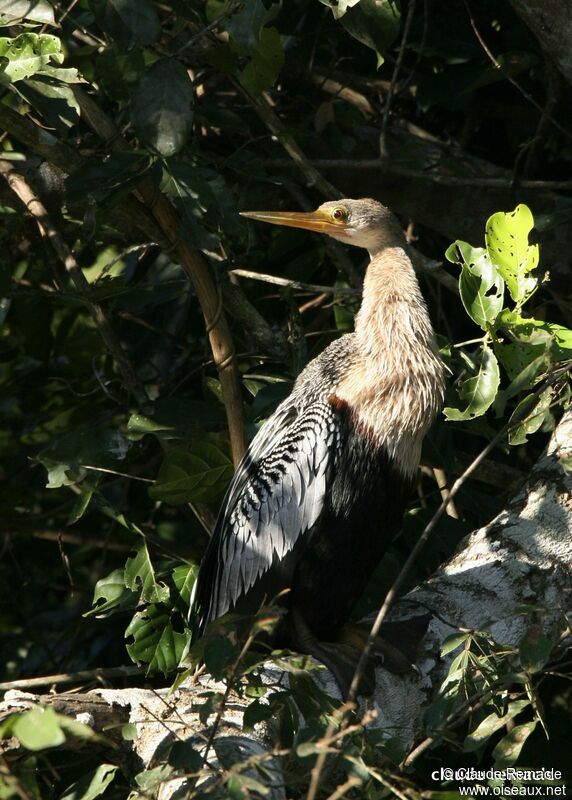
[335,246,445,477]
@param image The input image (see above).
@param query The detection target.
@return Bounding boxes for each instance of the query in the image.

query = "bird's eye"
[332,207,347,221]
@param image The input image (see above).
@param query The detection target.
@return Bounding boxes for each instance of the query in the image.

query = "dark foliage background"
[0,0,571,797]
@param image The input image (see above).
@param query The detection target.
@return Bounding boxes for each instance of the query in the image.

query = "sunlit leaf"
[172,563,199,607]
[340,0,401,67]
[60,764,118,800]
[12,707,65,751]
[440,632,470,656]
[485,204,539,305]
[125,540,170,604]
[126,604,189,674]
[318,0,361,20]
[86,569,139,618]
[444,344,500,421]
[0,0,55,25]
[446,240,504,329]
[508,387,554,446]
[463,700,529,752]
[134,765,174,792]
[0,33,63,84]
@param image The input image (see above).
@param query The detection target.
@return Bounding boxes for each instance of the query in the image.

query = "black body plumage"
[191,335,408,645]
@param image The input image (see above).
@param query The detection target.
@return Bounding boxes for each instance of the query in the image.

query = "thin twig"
[231,269,358,295]
[380,0,417,156]
[239,85,341,199]
[464,0,572,142]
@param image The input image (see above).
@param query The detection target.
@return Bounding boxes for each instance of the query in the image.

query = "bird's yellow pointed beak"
[240,209,340,234]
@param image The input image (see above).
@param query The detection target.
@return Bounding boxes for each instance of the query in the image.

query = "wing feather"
[192,401,342,634]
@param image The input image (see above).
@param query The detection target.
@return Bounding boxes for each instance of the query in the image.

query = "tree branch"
[0,159,149,406]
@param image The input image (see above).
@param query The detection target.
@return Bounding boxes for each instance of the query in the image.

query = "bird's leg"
[288,609,376,699]
[337,614,431,675]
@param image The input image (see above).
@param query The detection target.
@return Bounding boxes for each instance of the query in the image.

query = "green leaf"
[448,241,504,329]
[0,0,55,25]
[103,0,160,48]
[38,426,132,488]
[227,774,270,798]
[340,0,401,67]
[463,700,529,752]
[508,387,554,446]
[492,720,537,769]
[226,0,272,48]
[203,634,240,680]
[172,563,199,607]
[444,344,500,421]
[238,27,285,94]
[131,59,194,157]
[519,626,556,672]
[18,72,81,131]
[319,0,361,20]
[126,604,189,674]
[150,441,233,506]
[59,764,118,800]
[125,540,170,604]
[12,707,65,751]
[0,33,63,84]
[441,632,470,656]
[86,568,139,618]
[485,204,539,305]
[66,152,156,207]
[134,765,174,792]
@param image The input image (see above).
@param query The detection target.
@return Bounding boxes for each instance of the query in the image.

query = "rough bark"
[1,413,570,797]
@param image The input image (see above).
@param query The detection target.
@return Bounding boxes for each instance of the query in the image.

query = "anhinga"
[190,199,445,696]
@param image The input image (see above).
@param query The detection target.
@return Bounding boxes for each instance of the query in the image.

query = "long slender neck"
[354,245,435,355]
[335,244,445,476]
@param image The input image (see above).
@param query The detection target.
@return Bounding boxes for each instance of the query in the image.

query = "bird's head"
[241,198,404,256]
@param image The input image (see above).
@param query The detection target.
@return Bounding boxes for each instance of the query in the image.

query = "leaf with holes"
[446,240,504,329]
[126,604,189,674]
[444,344,500,421]
[0,33,63,84]
[86,569,139,618]
[485,204,539,305]
[125,540,169,604]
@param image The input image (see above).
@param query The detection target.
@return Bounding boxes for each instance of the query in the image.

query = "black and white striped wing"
[192,401,342,633]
